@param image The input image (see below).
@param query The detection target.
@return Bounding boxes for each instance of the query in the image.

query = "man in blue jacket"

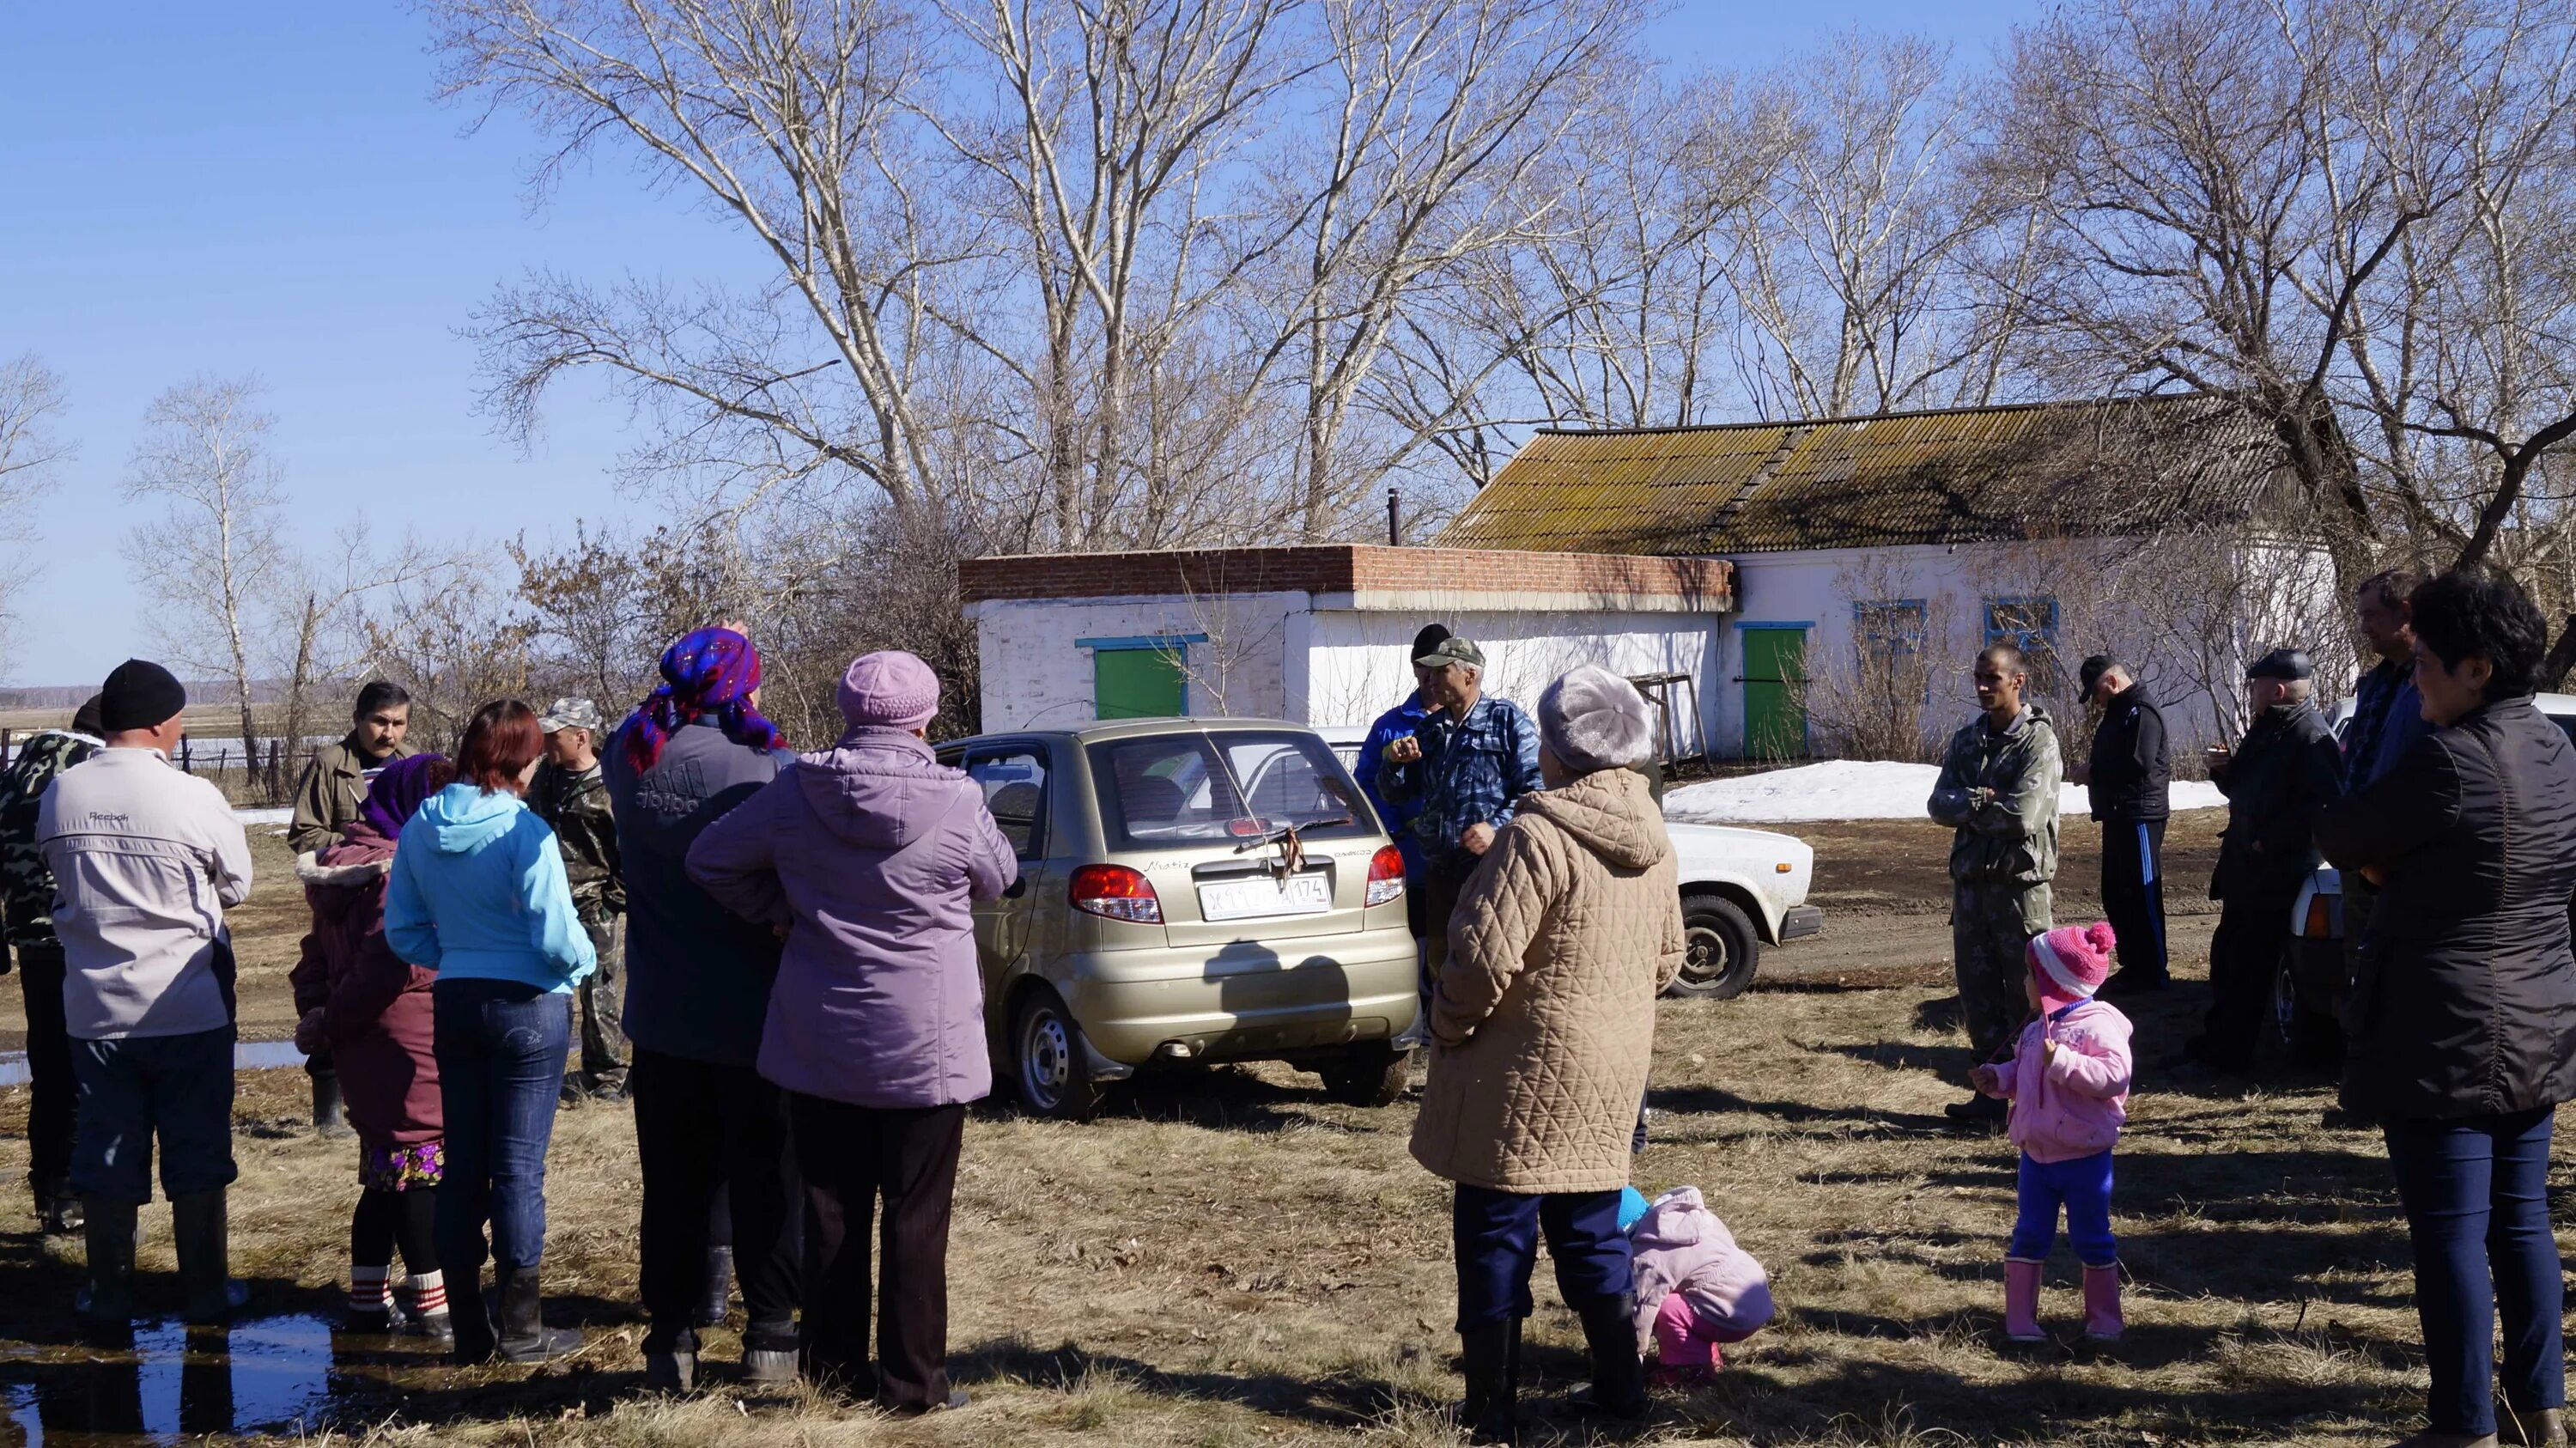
[1353,624,1450,952]
[1379,636,1545,981]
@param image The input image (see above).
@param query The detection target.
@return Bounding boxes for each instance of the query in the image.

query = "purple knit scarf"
[357,752,447,842]
[623,627,786,773]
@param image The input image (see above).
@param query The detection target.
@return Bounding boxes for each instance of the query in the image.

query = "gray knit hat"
[1537,666,1656,773]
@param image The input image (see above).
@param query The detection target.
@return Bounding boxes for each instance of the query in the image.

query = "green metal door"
[1741,628,1808,759]
[1094,647,1186,720]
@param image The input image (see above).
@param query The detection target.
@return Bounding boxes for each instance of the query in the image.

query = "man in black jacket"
[2075,656,2170,995]
[2178,648,2345,1075]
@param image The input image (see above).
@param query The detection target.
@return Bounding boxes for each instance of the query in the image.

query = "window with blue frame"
[1854,599,1929,666]
[1983,595,2062,696]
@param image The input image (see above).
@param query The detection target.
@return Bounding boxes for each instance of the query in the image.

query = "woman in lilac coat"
[686,649,1014,1415]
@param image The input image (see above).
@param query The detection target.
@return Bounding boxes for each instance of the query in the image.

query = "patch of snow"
[1664,759,2225,824]
[234,807,293,826]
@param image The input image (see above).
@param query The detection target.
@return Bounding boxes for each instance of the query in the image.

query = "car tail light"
[1366,845,1406,908]
[1071,864,1163,924]
[2304,893,2333,938]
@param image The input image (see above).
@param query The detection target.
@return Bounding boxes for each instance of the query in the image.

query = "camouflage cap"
[538,697,605,733]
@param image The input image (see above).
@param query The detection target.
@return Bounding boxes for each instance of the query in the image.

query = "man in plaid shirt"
[1379,636,1545,982]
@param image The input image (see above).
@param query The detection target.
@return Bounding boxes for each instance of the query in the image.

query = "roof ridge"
[1532,392,2196,439]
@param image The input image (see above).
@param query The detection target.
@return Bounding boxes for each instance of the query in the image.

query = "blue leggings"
[2385,1107,2564,1437]
[2008,1151,2116,1267]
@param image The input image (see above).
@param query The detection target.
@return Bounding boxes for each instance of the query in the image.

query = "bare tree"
[1254,0,1643,538]
[122,377,288,767]
[1723,32,2018,417]
[271,525,466,772]
[0,355,75,656]
[433,0,958,520]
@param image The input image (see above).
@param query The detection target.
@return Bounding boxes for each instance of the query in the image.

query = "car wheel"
[1320,1043,1413,1107]
[1014,989,1106,1122]
[1669,893,1760,1001]
[2271,952,2342,1066]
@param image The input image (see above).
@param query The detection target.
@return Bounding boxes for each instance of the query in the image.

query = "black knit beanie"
[71,693,103,738]
[98,660,185,733]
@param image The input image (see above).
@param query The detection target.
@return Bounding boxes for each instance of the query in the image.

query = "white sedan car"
[1318,727,1821,1001]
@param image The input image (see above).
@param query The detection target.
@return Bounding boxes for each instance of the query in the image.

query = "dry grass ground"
[1,965,2530,1445]
[0,811,2535,1446]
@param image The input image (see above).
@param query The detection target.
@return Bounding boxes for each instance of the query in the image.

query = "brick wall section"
[957,545,1731,605]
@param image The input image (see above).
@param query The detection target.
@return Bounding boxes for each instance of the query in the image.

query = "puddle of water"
[0,1311,446,1446]
[0,1041,303,1090]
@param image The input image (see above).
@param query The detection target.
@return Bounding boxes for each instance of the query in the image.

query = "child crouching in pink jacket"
[1625,1186,1773,1384]
[1969,921,2134,1343]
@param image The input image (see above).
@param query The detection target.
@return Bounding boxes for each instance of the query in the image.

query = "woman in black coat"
[2316,569,2576,1448]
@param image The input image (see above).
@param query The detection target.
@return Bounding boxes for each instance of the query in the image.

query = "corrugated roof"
[1437,397,2290,556]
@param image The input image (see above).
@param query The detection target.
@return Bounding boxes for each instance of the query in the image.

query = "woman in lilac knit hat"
[1969,919,2134,1345]
[688,649,1016,1415]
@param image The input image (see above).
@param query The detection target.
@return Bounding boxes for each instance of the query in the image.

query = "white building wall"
[969,592,1307,731]
[1300,611,1724,751]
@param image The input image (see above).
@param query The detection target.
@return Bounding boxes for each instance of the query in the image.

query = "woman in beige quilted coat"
[1411,665,1685,1444]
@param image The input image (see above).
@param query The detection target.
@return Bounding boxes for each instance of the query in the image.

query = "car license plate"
[1197,872,1332,922]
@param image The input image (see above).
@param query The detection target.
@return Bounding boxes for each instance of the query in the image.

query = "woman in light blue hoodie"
[385,699,595,1366]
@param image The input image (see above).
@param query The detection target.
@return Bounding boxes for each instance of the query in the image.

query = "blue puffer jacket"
[385,783,596,995]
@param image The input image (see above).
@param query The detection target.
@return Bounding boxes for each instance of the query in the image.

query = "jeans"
[68,1025,238,1202]
[2099,818,2168,984]
[1451,1183,1631,1330]
[15,941,76,1202]
[432,978,570,1280]
[630,1047,801,1352]
[2385,1107,2566,1437]
[792,1095,965,1411]
[2008,1150,2117,1267]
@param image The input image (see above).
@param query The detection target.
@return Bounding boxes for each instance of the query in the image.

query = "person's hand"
[2042,1037,2059,1064]
[2361,864,2390,887]
[1969,1063,2002,1097]
[295,1007,327,1056]
[1970,786,1996,808]
[1461,822,1498,856]
[1384,735,1423,765]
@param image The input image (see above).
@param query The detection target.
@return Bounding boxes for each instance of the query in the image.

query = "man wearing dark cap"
[2178,648,2343,1076]
[1379,636,1545,982]
[0,693,103,1234]
[2073,656,2171,995]
[1353,624,1453,970]
[39,660,254,1323]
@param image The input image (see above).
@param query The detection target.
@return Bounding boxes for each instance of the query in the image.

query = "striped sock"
[400,1271,449,1318]
[349,1265,392,1316]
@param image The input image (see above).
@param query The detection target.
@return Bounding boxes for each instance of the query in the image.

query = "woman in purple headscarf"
[604,626,804,1391]
[290,751,459,1340]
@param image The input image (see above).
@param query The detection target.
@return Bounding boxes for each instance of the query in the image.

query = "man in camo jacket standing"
[0,695,103,1234]
[531,698,628,1102]
[1926,643,2063,1127]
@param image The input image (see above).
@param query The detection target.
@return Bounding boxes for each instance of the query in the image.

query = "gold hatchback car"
[935,717,1423,1120]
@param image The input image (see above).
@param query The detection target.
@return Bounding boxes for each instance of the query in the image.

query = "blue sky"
[0,0,2032,687]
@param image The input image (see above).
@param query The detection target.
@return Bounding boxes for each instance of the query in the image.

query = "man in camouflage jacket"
[0,696,102,1232]
[532,698,628,1100]
[1926,645,2062,1125]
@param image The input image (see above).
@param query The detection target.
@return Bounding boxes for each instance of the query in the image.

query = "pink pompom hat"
[2029,921,2117,1010]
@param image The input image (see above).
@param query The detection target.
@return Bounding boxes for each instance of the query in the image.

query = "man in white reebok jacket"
[38,658,253,1324]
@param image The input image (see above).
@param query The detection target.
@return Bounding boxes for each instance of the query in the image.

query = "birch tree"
[122,378,287,764]
[433,0,960,520]
[0,354,74,655]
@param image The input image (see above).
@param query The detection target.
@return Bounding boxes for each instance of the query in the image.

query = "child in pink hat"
[1969,920,2135,1344]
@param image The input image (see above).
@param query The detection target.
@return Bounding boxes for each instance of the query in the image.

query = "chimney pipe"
[1386,485,1401,546]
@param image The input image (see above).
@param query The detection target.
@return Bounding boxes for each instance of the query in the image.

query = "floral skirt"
[358,1139,446,1193]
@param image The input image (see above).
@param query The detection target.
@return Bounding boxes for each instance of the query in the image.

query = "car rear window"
[1088,731,1373,849]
